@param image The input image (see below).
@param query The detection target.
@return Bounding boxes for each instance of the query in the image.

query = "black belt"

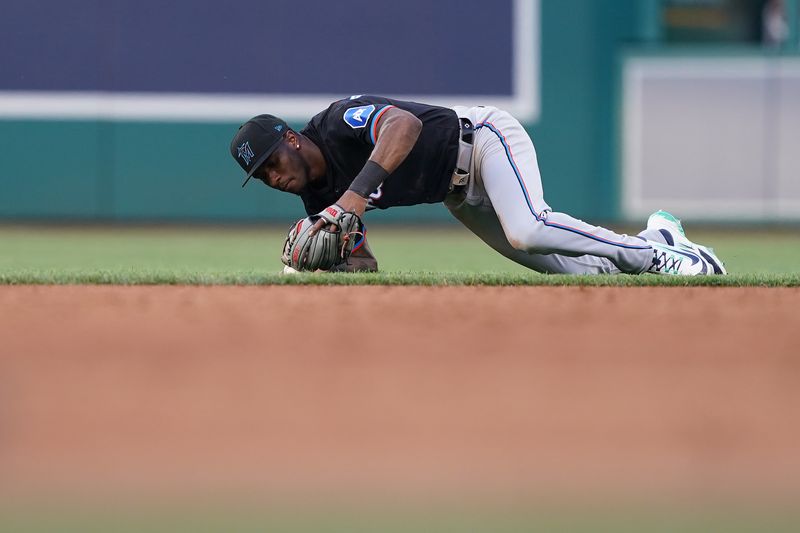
[450,118,474,191]
[459,117,474,144]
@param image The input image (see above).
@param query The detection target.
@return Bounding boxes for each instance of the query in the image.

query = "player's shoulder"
[330,94,393,119]
[334,94,393,109]
[308,95,391,132]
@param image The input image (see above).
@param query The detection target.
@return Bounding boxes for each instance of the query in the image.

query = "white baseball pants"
[445,106,653,275]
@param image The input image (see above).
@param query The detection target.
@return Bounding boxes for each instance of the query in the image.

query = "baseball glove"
[317,204,364,257]
[281,206,364,271]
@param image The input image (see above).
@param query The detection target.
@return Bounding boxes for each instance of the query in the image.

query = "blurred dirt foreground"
[1,286,799,506]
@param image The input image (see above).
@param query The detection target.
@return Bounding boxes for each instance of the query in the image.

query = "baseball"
[282,265,299,275]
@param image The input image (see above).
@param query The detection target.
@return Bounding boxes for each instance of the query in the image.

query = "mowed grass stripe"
[1,270,798,286]
[1,225,798,285]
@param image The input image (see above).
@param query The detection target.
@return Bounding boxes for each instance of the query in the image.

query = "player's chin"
[285,179,306,195]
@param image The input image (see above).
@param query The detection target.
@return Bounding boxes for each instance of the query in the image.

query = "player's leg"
[444,197,621,274]
[472,108,653,274]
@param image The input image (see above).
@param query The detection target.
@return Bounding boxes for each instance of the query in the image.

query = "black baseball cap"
[230,114,290,187]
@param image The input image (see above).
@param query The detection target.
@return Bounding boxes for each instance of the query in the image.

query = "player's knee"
[505,223,547,254]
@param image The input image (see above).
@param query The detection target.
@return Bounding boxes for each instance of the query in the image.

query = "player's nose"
[266,169,283,188]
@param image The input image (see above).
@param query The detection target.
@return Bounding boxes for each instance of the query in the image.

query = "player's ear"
[285,130,300,150]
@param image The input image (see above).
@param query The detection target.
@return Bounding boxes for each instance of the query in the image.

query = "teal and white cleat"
[646,210,727,275]
[694,244,727,275]
[646,241,709,276]
[647,210,685,238]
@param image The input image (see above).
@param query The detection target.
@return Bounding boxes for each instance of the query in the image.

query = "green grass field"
[0,224,798,285]
[3,502,800,533]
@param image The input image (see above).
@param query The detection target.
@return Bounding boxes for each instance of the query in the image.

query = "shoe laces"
[652,248,683,274]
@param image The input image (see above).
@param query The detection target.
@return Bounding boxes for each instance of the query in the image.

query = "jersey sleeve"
[327,96,396,146]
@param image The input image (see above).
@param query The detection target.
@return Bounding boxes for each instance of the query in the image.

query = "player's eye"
[263,157,278,171]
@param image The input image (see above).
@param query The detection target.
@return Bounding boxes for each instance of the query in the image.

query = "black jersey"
[298,95,460,215]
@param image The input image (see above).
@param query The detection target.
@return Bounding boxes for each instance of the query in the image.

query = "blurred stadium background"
[2,1,799,531]
[2,0,797,227]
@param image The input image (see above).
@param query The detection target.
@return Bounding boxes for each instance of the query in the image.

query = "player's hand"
[308,218,327,236]
[309,192,367,236]
[334,190,368,217]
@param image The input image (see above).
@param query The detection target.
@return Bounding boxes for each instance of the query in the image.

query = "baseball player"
[230,95,726,275]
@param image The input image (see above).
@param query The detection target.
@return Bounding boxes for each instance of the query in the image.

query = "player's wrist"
[349,160,389,197]
[334,191,368,216]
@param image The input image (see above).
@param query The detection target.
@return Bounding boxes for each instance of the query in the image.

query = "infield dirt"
[1,286,799,506]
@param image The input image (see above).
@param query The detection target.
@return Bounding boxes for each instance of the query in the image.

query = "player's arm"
[365,107,423,175]
[334,107,422,216]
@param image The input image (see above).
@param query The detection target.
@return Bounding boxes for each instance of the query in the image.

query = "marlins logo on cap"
[237,141,255,165]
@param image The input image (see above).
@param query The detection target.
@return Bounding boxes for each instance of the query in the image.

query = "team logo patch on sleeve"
[343,105,376,129]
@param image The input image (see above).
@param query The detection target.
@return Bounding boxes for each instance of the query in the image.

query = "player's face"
[255,140,310,194]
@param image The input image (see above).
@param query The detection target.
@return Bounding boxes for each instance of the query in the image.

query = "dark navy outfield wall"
[0,0,644,222]
[0,0,513,96]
